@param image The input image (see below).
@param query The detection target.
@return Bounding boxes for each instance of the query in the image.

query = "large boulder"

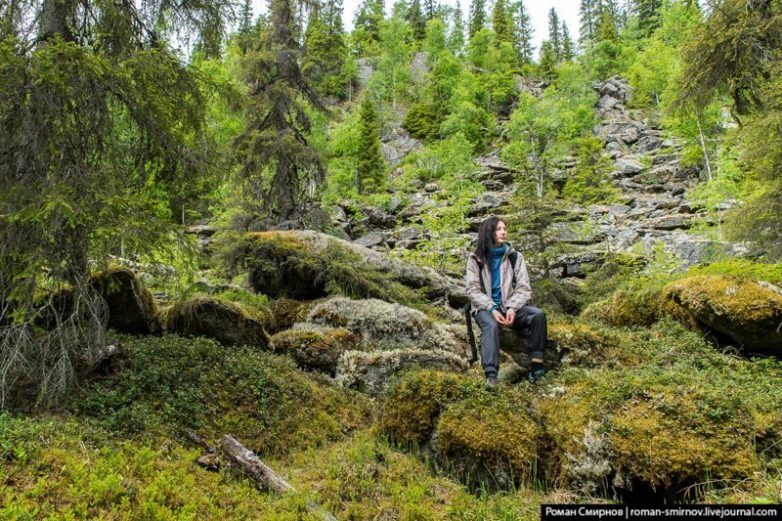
[663,276,782,353]
[539,365,771,498]
[379,369,539,491]
[229,230,466,307]
[306,296,458,351]
[269,324,360,375]
[91,268,157,334]
[161,296,270,348]
[336,348,468,395]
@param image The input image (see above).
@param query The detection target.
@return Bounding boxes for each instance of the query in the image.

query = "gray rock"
[381,128,421,168]
[410,51,430,84]
[547,222,606,245]
[424,182,440,193]
[614,157,645,176]
[336,348,468,395]
[355,231,387,248]
[356,57,374,89]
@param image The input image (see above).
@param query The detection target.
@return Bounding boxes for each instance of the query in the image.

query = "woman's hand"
[492,309,508,325]
[493,309,514,327]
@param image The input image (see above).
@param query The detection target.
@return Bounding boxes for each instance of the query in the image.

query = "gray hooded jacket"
[464,243,532,314]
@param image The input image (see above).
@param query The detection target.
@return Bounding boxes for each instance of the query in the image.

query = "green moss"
[378,370,486,446]
[539,353,782,495]
[436,393,540,490]
[270,298,314,332]
[234,231,421,306]
[161,295,271,348]
[70,334,372,455]
[663,275,782,351]
[551,320,642,368]
[581,286,672,328]
[269,326,361,375]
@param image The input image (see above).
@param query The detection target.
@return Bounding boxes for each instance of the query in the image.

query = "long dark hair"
[474,216,503,265]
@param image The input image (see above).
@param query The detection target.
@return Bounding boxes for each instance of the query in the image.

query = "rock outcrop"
[663,275,782,353]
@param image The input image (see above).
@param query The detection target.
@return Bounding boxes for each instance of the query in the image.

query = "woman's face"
[494,221,507,245]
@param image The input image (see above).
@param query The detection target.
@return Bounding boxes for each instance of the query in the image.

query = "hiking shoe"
[527,369,545,383]
[485,375,499,388]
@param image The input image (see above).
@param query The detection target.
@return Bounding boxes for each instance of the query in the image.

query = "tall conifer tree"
[580,0,597,47]
[511,0,534,64]
[407,0,427,41]
[236,0,326,222]
[561,21,575,61]
[448,0,466,54]
[357,95,385,193]
[468,0,486,39]
[492,0,512,45]
[548,8,562,61]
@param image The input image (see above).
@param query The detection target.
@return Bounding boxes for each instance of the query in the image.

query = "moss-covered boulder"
[269,298,314,333]
[306,296,464,353]
[551,321,641,368]
[227,230,466,307]
[161,296,270,348]
[269,325,360,375]
[91,267,157,334]
[539,361,781,498]
[581,287,671,328]
[663,275,782,353]
[434,394,539,491]
[379,369,539,491]
[336,348,468,395]
[378,370,483,446]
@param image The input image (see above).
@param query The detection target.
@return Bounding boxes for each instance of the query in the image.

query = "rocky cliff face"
[337,76,746,282]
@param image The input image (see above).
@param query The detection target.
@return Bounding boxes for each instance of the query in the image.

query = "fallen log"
[219,435,337,521]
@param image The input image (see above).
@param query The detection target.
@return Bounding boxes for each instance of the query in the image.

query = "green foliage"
[561,135,620,204]
[303,6,353,99]
[357,95,386,194]
[234,5,326,223]
[503,64,596,199]
[375,16,413,109]
[402,101,443,140]
[72,334,371,452]
[353,0,385,57]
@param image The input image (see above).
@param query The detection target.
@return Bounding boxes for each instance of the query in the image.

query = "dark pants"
[475,306,547,377]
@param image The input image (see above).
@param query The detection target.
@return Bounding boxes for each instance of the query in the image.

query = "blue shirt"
[490,244,507,309]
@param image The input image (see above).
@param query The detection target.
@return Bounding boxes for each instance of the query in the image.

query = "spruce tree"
[0,0,234,406]
[239,0,254,52]
[354,0,385,54]
[407,0,427,41]
[634,0,663,35]
[424,0,438,21]
[468,0,486,39]
[548,8,562,61]
[538,40,558,79]
[511,0,534,64]
[492,0,513,45]
[303,4,350,98]
[580,0,597,47]
[357,95,385,194]
[236,0,327,222]
[597,8,618,41]
[561,21,575,61]
[448,0,466,54]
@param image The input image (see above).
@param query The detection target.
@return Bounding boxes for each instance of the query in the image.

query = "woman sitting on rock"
[465,215,548,386]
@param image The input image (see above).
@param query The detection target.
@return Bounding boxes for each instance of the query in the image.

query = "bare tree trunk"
[392,67,397,110]
[696,114,712,181]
